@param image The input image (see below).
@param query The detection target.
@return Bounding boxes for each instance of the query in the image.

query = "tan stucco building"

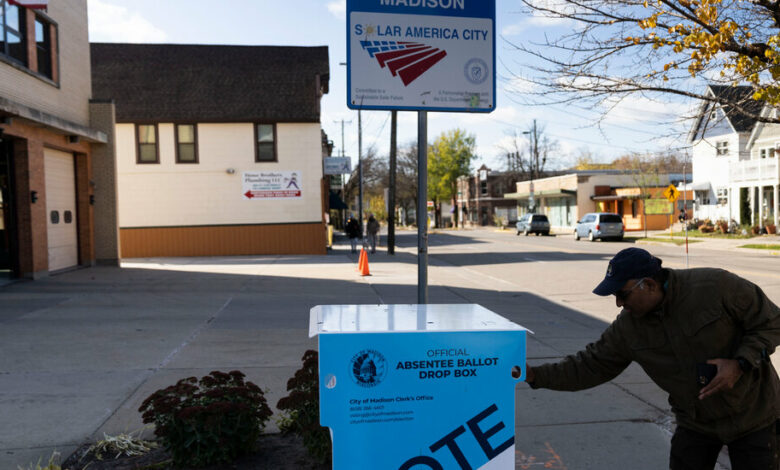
[91,43,330,257]
[505,171,690,231]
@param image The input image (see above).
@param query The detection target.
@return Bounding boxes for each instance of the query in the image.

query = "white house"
[743,106,780,227]
[91,43,330,257]
[688,86,762,224]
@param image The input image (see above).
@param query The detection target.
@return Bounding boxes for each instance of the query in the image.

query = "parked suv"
[575,213,624,241]
[516,213,551,236]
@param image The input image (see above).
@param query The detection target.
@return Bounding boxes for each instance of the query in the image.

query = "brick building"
[0,0,115,280]
[456,165,520,227]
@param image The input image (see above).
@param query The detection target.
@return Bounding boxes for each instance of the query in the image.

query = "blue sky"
[87,0,694,171]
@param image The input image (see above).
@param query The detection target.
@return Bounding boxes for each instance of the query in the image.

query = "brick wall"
[0,0,90,126]
[2,119,94,277]
[75,152,94,265]
[89,100,119,265]
[13,137,48,277]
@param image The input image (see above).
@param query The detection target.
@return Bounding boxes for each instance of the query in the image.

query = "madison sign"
[347,0,495,112]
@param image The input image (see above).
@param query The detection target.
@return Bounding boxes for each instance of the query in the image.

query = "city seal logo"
[350,349,387,387]
[464,58,488,85]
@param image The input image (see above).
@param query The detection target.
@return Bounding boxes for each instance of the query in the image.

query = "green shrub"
[277,350,332,465]
[139,370,272,468]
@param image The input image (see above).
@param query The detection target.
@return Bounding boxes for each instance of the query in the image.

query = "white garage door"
[45,149,78,272]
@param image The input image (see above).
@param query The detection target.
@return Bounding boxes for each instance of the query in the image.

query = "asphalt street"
[1,227,778,469]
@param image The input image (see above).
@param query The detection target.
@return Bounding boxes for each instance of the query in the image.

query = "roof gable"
[90,43,329,123]
[746,105,780,149]
[688,85,762,142]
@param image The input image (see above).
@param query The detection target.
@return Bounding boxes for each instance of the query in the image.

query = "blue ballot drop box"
[309,304,528,469]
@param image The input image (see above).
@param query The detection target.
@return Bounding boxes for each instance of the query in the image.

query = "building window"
[716,188,728,205]
[480,180,487,196]
[716,141,729,156]
[255,124,276,162]
[175,124,198,163]
[0,2,57,80]
[0,0,26,65]
[760,147,775,159]
[709,106,717,121]
[34,16,51,78]
[136,124,159,164]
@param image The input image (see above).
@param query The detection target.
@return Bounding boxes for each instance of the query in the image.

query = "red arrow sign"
[244,190,254,199]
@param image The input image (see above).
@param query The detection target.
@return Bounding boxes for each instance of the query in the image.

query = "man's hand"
[698,358,742,400]
[512,364,535,383]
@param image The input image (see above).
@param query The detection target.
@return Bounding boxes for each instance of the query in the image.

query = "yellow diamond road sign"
[663,184,680,202]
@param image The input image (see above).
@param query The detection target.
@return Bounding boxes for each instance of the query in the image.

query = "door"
[0,139,17,278]
[44,148,78,272]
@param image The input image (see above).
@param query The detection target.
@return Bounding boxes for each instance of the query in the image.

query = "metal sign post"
[417,111,428,304]
[683,161,689,268]
[663,184,680,238]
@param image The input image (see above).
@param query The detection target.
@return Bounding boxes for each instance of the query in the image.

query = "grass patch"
[738,244,780,250]
[668,230,755,239]
[627,236,702,246]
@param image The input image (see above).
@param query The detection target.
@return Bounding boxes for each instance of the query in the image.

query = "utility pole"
[523,119,538,211]
[334,119,352,228]
[333,119,352,157]
[531,119,538,179]
[388,110,397,255]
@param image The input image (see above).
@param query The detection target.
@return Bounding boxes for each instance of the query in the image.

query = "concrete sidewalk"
[0,230,758,469]
[2,238,447,468]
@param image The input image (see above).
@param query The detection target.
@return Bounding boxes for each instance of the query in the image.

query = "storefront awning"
[504,189,576,199]
[591,194,645,201]
[689,182,712,191]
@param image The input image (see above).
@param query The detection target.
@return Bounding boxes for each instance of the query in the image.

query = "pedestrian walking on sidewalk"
[345,214,361,254]
[366,213,380,254]
[519,247,780,470]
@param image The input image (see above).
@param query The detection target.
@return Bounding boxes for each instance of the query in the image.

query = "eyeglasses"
[614,278,645,302]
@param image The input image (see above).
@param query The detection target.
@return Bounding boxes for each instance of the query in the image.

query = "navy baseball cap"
[593,248,663,296]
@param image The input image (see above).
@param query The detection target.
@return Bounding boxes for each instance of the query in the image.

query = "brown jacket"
[531,268,780,442]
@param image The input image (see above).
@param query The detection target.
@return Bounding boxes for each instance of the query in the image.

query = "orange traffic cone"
[357,248,366,271]
[360,251,371,276]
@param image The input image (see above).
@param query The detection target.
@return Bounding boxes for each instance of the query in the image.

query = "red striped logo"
[361,40,447,86]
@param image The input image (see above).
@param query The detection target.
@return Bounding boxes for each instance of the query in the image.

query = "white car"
[516,213,551,236]
[574,213,624,241]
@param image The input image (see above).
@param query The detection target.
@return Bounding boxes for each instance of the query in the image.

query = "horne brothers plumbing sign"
[242,171,301,199]
[347,0,495,112]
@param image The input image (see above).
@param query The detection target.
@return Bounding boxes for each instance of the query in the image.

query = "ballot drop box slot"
[310,304,528,469]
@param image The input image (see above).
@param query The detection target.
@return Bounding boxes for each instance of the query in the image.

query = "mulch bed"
[61,434,329,470]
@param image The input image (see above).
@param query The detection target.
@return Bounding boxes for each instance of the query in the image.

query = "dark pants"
[670,421,779,470]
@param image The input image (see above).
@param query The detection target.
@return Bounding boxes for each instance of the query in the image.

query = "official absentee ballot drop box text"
[309,304,528,469]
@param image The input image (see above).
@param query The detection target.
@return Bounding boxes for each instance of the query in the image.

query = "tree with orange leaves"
[508,0,780,123]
